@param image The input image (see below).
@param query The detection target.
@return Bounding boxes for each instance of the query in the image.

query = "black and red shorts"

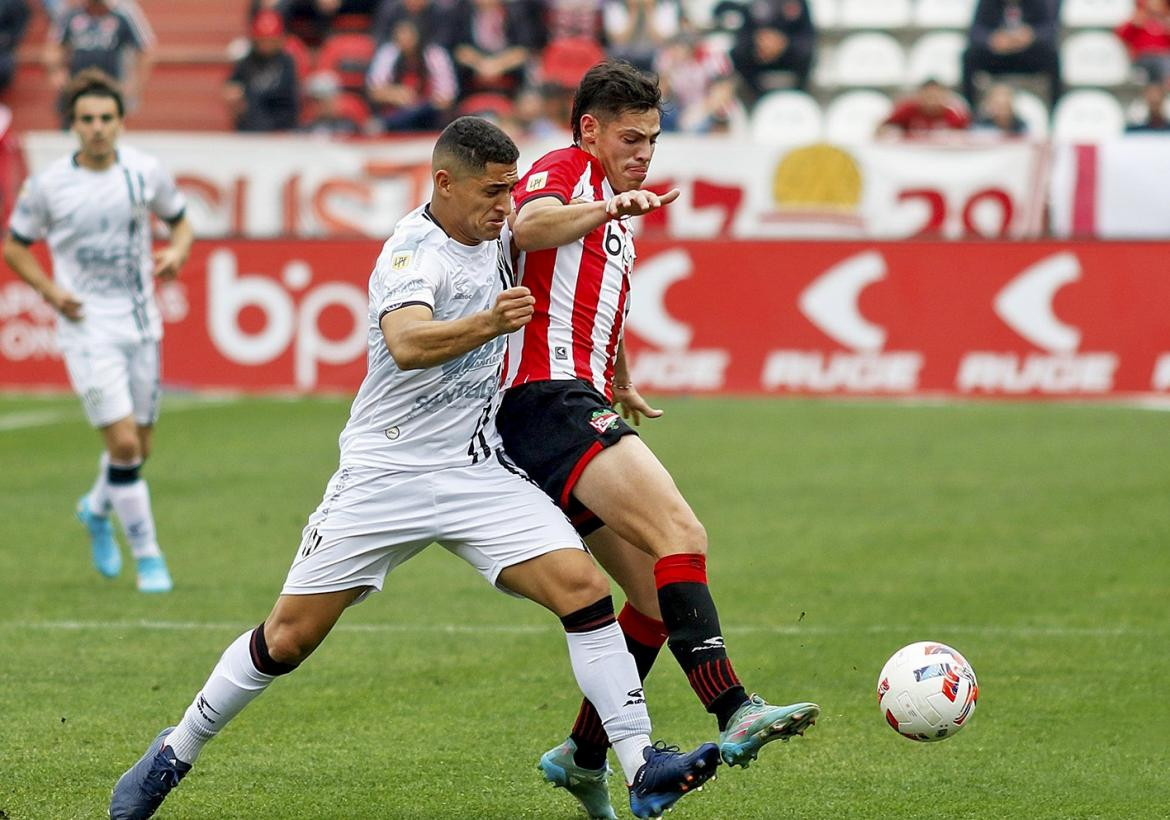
[496,378,637,535]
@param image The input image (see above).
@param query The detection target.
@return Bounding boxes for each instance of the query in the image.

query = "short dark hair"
[433,116,519,176]
[570,60,662,143]
[65,68,125,119]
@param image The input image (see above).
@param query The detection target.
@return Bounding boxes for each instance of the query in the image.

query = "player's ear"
[579,113,599,145]
[433,168,452,199]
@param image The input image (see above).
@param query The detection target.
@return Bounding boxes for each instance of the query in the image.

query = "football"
[877,641,979,742]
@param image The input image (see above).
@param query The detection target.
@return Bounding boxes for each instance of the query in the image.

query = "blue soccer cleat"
[628,741,721,819]
[135,555,173,593]
[718,696,820,768]
[77,494,121,578]
[109,727,191,820]
[538,737,618,820]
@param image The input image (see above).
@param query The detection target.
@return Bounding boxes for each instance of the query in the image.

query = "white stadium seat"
[1061,0,1135,29]
[1051,89,1126,141]
[681,0,721,30]
[808,0,840,29]
[824,90,894,143]
[1061,31,1132,86]
[1013,89,1050,138]
[907,31,966,86]
[913,0,976,28]
[838,0,913,28]
[832,32,907,87]
[750,91,824,145]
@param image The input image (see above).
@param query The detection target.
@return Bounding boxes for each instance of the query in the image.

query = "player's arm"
[511,188,681,252]
[611,339,662,426]
[153,213,194,280]
[1,232,83,320]
[380,286,534,370]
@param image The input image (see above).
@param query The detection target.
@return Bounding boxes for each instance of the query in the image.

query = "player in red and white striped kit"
[497,60,820,820]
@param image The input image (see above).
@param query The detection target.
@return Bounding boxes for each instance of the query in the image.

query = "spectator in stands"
[0,0,30,93]
[373,0,449,47]
[504,83,565,137]
[879,79,971,136]
[961,0,1061,107]
[367,17,457,130]
[303,69,364,135]
[602,0,682,72]
[971,81,1027,134]
[448,0,540,99]
[224,10,301,131]
[545,0,603,44]
[279,0,381,45]
[656,31,743,133]
[1116,0,1170,83]
[45,0,155,113]
[730,0,815,102]
[1127,80,1170,131]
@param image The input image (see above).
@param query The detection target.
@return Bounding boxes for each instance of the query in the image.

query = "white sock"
[107,461,161,559]
[89,451,111,515]
[564,621,653,785]
[166,631,278,764]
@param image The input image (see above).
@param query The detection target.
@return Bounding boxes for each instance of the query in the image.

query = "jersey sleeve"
[7,176,49,244]
[375,244,446,319]
[147,159,187,222]
[514,149,589,210]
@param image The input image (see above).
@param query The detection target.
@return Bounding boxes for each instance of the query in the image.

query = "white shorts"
[62,341,161,428]
[281,454,585,598]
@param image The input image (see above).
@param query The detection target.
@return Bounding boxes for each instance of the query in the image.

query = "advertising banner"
[3,239,1169,399]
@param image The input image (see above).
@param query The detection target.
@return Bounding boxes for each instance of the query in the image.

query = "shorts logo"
[391,251,413,271]
[385,426,400,440]
[589,409,620,434]
[554,345,568,361]
[526,171,549,192]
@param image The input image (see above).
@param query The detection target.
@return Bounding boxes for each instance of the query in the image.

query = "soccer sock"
[106,460,161,560]
[570,603,667,771]
[88,451,111,515]
[655,553,749,731]
[561,596,653,786]
[166,625,298,764]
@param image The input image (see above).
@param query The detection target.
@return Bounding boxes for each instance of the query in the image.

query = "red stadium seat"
[317,33,377,93]
[540,37,606,89]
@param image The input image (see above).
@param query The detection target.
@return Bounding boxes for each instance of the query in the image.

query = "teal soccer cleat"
[135,555,173,593]
[77,494,121,578]
[628,741,720,819]
[109,727,191,819]
[538,738,618,820]
[718,696,819,768]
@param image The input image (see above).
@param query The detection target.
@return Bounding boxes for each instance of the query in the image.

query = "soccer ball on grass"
[876,641,978,742]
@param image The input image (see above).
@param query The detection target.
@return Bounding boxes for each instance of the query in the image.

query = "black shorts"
[496,379,638,535]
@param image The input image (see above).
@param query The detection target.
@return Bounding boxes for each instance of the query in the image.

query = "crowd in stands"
[3,0,1169,139]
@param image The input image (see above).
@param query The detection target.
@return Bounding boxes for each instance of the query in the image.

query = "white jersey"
[8,144,187,348]
[337,204,514,472]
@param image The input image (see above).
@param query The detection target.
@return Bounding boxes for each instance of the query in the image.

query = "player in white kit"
[108,117,720,820]
[2,69,193,593]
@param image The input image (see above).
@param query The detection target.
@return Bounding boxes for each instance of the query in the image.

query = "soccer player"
[107,117,720,820]
[498,60,821,818]
[2,68,193,593]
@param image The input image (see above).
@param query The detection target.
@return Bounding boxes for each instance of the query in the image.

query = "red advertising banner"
[3,239,1170,398]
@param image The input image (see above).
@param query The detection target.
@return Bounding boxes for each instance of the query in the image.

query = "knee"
[666,510,707,557]
[107,433,142,464]
[262,620,318,666]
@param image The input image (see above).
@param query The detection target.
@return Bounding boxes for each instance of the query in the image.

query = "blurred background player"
[108,116,719,820]
[499,60,819,820]
[2,68,193,592]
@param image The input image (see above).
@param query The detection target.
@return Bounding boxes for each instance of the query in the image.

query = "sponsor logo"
[195,694,221,726]
[690,636,725,653]
[623,687,646,707]
[554,345,568,361]
[589,409,620,434]
[525,171,548,192]
[911,663,947,682]
[876,676,890,704]
[385,426,400,440]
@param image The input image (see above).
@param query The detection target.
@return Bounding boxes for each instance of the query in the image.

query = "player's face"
[72,95,123,162]
[448,161,518,243]
[585,108,661,193]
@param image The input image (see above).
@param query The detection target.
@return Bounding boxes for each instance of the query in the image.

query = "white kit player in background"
[2,68,194,593]
[107,117,719,820]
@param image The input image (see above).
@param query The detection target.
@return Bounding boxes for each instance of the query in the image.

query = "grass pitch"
[1,393,1167,819]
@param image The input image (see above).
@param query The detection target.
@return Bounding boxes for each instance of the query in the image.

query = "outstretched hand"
[613,383,663,426]
[490,286,536,334]
[606,188,681,220]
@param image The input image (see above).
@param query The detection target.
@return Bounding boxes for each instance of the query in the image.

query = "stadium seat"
[750,91,824,145]
[682,0,721,29]
[838,0,913,28]
[1061,0,1135,28]
[824,90,894,143]
[317,33,377,93]
[1051,88,1126,141]
[913,0,977,28]
[1013,89,1050,138]
[907,31,966,86]
[831,33,907,87]
[807,0,840,29]
[1061,31,1131,86]
[541,37,607,89]
[1124,93,1170,125]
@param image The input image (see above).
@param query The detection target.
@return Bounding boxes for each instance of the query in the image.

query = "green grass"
[1,394,1168,819]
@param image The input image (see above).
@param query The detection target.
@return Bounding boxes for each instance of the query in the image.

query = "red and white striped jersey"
[503,146,636,400]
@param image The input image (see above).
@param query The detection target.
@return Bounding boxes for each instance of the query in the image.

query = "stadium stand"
[1052,87,1128,139]
[749,89,823,144]
[1061,0,1135,28]
[1061,29,1133,86]
[838,0,913,29]
[913,0,978,29]
[907,30,966,85]
[823,88,893,142]
[830,32,907,87]
[1012,87,1051,135]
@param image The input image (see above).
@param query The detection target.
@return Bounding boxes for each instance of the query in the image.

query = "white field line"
[0,395,241,432]
[0,620,1155,639]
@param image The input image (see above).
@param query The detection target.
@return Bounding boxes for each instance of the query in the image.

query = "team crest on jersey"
[589,409,620,434]
[391,251,413,271]
[526,171,549,192]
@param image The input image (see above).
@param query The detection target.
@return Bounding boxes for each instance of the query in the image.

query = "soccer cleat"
[135,555,173,593]
[538,738,618,820]
[109,727,192,820]
[77,494,121,578]
[718,695,820,768]
[628,741,721,819]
